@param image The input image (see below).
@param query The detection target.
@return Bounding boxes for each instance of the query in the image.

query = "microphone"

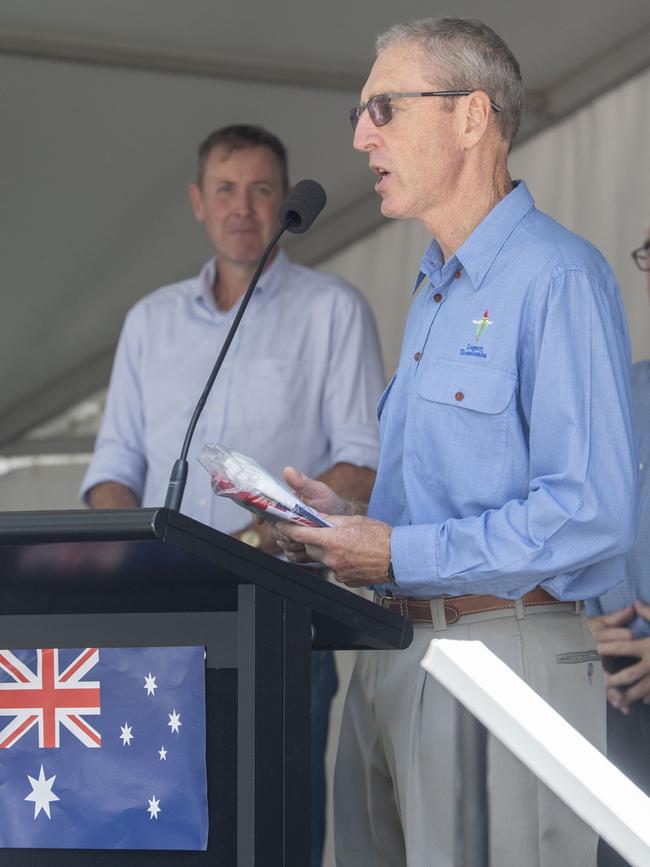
[279,180,327,233]
[163,180,327,512]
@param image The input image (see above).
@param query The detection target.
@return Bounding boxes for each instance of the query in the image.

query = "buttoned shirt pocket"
[414,361,517,498]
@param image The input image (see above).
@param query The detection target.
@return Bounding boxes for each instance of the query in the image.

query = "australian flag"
[0,645,208,850]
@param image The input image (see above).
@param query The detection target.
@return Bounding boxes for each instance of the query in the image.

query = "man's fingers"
[619,674,650,706]
[594,627,635,647]
[285,549,312,564]
[607,688,631,715]
[283,466,309,493]
[304,543,326,563]
[604,661,645,689]
[326,514,357,527]
[284,466,325,502]
[598,606,636,627]
[597,638,640,656]
[273,520,322,546]
[277,539,309,554]
[606,686,624,704]
[635,599,650,621]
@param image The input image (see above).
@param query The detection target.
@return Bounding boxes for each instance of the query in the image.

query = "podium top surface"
[0,508,412,651]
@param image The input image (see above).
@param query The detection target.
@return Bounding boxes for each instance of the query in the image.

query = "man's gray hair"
[376,18,524,148]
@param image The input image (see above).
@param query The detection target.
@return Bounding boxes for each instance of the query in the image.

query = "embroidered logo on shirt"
[472,310,493,342]
[459,310,492,359]
[460,343,487,359]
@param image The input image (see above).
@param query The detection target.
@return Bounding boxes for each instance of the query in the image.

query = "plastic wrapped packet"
[198,443,331,528]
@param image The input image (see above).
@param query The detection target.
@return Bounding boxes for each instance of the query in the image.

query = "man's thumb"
[284,466,308,493]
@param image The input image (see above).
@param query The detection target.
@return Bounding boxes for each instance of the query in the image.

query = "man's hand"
[602,634,650,711]
[261,467,355,561]
[587,605,635,645]
[588,601,650,713]
[283,467,351,516]
[87,482,139,509]
[273,514,392,588]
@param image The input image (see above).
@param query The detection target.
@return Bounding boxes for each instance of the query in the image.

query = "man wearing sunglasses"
[271,17,637,867]
[587,227,650,867]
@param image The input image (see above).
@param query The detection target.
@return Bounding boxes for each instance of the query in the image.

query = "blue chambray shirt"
[369,181,638,601]
[587,361,650,636]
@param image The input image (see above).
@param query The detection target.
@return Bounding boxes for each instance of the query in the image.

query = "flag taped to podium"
[0,645,208,850]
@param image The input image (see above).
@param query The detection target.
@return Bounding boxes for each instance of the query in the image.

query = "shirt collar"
[194,247,291,313]
[413,181,535,294]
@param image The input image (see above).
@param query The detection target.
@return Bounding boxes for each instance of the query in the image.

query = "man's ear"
[462,91,492,150]
[188,182,205,222]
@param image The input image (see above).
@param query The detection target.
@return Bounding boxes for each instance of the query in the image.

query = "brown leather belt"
[377,588,566,625]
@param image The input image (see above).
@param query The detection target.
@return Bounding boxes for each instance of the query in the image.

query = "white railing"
[421,639,650,867]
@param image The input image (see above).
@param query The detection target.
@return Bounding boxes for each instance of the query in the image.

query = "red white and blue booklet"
[198,443,331,528]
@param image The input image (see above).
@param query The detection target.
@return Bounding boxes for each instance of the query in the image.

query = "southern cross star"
[144,673,158,696]
[147,795,161,820]
[120,722,134,746]
[25,765,60,819]
[168,710,182,734]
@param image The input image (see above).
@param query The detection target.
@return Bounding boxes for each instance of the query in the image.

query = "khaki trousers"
[334,604,604,867]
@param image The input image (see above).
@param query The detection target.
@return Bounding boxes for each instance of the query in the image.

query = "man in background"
[271,19,637,866]
[588,227,650,867]
[80,124,386,866]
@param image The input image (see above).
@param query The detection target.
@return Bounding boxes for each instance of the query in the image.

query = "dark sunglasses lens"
[350,107,361,130]
[368,95,392,127]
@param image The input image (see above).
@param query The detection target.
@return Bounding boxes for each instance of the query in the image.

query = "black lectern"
[0,508,412,866]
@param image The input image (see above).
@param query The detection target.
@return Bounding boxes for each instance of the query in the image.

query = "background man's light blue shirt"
[587,360,650,635]
[369,181,638,601]
[81,250,385,532]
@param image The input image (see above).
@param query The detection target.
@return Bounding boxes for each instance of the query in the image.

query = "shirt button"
[414,351,422,361]
[455,391,464,401]
[455,269,462,279]
[434,292,443,302]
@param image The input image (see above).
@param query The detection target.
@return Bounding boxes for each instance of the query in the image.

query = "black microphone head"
[278,180,327,234]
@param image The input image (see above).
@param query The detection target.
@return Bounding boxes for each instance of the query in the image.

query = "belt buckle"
[443,603,459,625]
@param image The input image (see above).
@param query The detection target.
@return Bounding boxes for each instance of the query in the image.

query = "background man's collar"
[195,248,291,311]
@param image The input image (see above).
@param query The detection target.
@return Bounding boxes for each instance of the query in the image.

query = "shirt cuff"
[79,446,146,505]
[328,424,380,470]
[390,524,441,597]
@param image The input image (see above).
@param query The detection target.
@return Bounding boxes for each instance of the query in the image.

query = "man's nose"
[233,188,254,215]
[353,110,378,152]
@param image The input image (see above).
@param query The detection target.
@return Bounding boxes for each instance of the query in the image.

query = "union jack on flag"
[0,648,101,749]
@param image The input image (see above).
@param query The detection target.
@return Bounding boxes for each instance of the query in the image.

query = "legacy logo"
[459,309,492,359]
[472,309,493,342]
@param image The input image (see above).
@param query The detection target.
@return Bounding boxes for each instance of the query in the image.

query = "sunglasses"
[350,90,502,131]
[631,241,650,273]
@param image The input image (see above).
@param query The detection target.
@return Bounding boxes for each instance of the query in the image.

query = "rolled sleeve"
[79,307,147,504]
[321,290,385,471]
